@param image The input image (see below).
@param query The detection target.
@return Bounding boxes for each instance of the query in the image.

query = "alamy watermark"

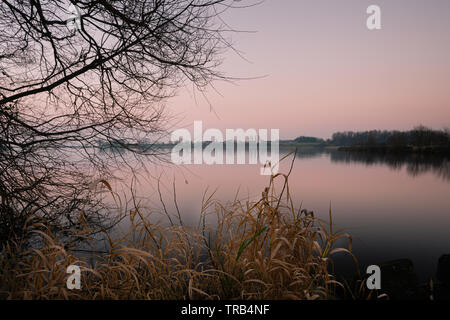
[170,121,280,175]
[66,265,81,290]
[66,3,82,32]
[367,5,382,30]
[366,265,381,290]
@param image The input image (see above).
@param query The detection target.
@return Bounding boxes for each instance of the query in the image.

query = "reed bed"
[0,164,356,300]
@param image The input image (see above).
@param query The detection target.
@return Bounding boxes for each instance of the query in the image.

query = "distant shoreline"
[93,141,450,156]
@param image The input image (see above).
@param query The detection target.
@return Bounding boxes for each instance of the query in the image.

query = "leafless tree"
[0,0,248,244]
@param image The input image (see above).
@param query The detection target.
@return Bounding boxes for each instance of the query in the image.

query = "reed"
[0,161,357,300]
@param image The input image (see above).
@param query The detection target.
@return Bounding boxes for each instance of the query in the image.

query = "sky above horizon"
[167,0,450,139]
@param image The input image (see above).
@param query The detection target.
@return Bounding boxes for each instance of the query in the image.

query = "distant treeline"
[96,126,450,150]
[293,136,325,144]
[329,126,450,147]
[291,126,450,148]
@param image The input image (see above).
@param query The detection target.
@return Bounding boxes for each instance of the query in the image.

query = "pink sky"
[167,0,450,139]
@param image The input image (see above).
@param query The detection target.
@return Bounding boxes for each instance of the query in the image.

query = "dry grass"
[0,159,356,300]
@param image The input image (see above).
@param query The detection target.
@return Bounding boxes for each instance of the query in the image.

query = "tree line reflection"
[291,148,450,182]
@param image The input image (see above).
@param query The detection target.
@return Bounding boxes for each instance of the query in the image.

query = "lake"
[109,147,450,282]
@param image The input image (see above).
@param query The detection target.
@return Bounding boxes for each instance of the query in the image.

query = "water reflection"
[106,146,450,282]
[289,147,450,182]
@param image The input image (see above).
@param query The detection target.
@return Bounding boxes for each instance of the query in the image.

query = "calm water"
[110,148,450,282]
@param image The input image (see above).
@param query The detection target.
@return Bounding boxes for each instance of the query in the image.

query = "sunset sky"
[167,0,450,139]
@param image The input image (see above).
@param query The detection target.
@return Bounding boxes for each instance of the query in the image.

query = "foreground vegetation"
[1,169,363,300]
